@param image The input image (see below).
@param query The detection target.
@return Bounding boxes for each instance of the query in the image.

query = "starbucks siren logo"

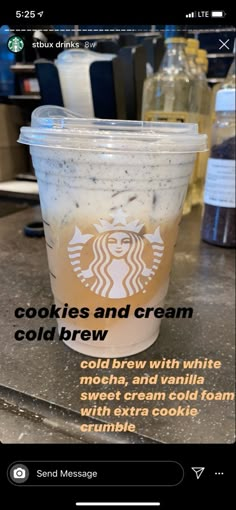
[8,36,24,53]
[67,209,165,299]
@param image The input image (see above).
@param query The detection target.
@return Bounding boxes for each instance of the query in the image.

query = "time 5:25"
[16,10,44,18]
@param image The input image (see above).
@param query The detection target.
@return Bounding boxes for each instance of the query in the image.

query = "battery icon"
[211,11,225,17]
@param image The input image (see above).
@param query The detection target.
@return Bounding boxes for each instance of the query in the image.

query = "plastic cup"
[18,106,207,358]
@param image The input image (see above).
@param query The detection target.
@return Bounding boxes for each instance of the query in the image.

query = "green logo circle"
[7,36,24,53]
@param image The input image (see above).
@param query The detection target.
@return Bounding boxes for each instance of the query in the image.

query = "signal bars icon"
[186,12,196,17]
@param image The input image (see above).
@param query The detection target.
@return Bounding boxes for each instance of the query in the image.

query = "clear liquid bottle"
[185,39,201,206]
[192,51,211,204]
[142,36,196,215]
[142,37,194,123]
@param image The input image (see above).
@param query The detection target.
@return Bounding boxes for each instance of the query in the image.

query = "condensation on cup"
[18,106,207,357]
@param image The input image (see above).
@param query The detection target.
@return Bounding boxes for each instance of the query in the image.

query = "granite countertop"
[0,205,234,444]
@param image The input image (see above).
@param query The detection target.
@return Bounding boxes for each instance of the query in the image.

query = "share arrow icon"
[191,467,205,479]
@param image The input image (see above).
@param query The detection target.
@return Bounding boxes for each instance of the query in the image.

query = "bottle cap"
[185,47,197,56]
[187,38,199,49]
[215,88,236,111]
[198,49,207,58]
[196,57,205,64]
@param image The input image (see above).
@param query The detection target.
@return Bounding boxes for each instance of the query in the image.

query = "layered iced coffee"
[19,107,206,357]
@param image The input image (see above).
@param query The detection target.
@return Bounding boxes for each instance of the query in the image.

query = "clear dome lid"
[18,106,207,153]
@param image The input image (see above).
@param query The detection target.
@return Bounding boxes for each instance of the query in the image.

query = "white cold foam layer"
[31,146,195,225]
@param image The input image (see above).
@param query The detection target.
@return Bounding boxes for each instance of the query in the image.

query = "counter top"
[0,205,234,444]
